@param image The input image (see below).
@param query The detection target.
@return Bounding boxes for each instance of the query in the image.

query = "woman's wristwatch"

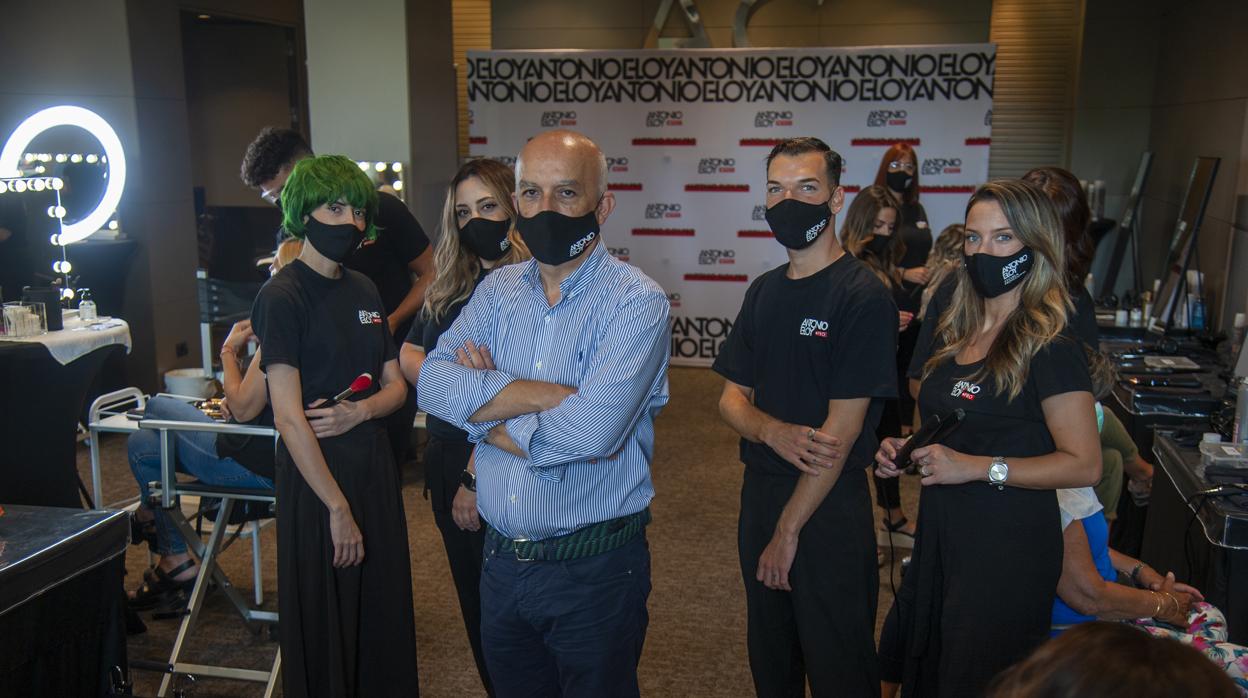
[459,469,476,492]
[987,456,1009,490]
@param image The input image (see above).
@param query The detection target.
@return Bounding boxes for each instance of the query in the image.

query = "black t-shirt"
[217,405,277,479]
[343,192,430,339]
[918,336,1091,459]
[404,268,490,441]
[713,254,899,477]
[897,201,931,270]
[251,260,396,433]
[909,276,1100,380]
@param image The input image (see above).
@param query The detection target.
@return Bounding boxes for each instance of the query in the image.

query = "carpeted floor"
[85,366,918,697]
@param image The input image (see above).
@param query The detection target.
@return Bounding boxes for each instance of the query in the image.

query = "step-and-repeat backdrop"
[467,45,994,366]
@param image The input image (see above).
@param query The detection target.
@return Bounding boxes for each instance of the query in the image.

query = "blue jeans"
[480,532,651,698]
[127,396,273,555]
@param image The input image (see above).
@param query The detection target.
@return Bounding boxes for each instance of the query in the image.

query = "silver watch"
[987,456,1009,490]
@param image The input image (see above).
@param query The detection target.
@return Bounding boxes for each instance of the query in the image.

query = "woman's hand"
[1154,572,1194,626]
[759,421,842,476]
[875,436,908,478]
[305,398,368,438]
[452,485,480,532]
[902,267,931,286]
[898,310,915,333]
[911,444,980,486]
[329,507,364,567]
[222,319,255,354]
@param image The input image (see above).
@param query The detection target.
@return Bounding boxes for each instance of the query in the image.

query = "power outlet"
[176,341,188,358]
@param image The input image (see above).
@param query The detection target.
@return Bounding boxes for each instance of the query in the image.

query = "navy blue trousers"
[480,532,651,698]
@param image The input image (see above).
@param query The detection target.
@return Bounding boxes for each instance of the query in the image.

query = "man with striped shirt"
[417,130,670,697]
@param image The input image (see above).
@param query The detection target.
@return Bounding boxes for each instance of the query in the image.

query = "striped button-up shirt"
[417,242,670,540]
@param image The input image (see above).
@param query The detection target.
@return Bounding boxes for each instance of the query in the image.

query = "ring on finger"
[807,428,816,441]
[920,465,932,477]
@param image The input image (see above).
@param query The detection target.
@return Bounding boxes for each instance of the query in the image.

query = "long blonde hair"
[924,180,1071,401]
[423,158,530,322]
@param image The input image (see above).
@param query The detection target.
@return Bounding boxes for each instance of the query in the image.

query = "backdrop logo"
[698,249,736,265]
[646,110,684,127]
[489,155,517,168]
[645,203,683,219]
[606,156,630,172]
[670,316,734,360]
[921,157,962,175]
[540,110,578,127]
[698,157,736,174]
[984,109,993,126]
[608,246,630,261]
[752,205,767,221]
[754,110,793,127]
[867,109,908,127]
[468,109,475,125]
[667,292,682,308]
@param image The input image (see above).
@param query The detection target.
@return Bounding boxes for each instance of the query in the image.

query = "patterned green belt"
[487,508,651,562]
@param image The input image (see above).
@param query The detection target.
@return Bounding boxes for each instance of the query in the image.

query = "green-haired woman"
[250,154,418,695]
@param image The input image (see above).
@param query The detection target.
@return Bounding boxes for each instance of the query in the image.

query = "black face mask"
[864,234,891,258]
[459,217,512,261]
[887,171,913,193]
[964,247,1034,298]
[303,218,363,263]
[764,198,831,250]
[516,209,600,266]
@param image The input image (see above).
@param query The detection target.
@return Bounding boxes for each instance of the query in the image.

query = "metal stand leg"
[89,427,103,509]
[252,520,263,605]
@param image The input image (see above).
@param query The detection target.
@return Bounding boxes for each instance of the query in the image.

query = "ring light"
[0,106,126,245]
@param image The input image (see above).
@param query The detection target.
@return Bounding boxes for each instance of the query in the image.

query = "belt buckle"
[512,537,538,562]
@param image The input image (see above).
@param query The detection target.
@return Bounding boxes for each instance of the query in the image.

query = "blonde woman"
[874,180,1102,697]
[918,223,964,320]
[399,157,528,695]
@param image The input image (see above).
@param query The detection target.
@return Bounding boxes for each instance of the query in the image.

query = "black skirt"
[276,423,419,697]
[894,482,1061,697]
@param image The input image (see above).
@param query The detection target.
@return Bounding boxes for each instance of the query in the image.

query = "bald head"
[516,130,608,201]
[513,130,615,230]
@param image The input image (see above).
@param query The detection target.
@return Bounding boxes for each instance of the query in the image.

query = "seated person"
[125,240,298,609]
[1053,486,1248,694]
[1086,348,1155,516]
[989,621,1240,698]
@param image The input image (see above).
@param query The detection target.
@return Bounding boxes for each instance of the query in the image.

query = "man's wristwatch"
[459,469,476,492]
[987,456,1009,490]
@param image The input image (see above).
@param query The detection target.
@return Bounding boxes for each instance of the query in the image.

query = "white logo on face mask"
[569,230,597,257]
[358,310,382,325]
[799,318,829,337]
[805,218,828,242]
[500,238,510,252]
[950,380,981,400]
[1001,253,1030,285]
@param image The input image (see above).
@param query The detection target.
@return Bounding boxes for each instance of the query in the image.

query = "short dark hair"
[240,127,312,188]
[765,137,842,187]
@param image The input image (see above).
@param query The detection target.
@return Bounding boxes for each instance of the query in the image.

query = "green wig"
[279,154,380,241]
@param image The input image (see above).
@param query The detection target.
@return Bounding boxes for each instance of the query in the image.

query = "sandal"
[130,511,158,551]
[877,515,916,549]
[129,559,198,611]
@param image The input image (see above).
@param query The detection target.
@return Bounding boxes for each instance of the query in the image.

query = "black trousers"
[738,467,880,698]
[425,436,493,695]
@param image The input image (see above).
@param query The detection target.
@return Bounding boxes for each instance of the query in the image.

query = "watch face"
[989,462,1007,482]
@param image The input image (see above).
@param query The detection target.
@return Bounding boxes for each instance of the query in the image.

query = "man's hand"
[305,398,367,438]
[456,340,495,371]
[760,421,842,476]
[757,530,799,591]
[452,485,480,531]
[874,436,907,478]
